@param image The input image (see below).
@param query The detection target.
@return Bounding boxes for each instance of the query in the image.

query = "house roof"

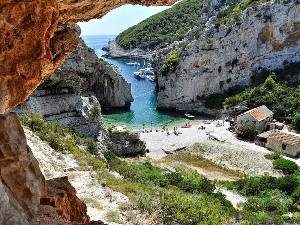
[258,130,300,146]
[238,105,273,122]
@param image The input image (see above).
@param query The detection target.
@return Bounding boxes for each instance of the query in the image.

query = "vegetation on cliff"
[22,113,300,224]
[158,50,180,76]
[116,0,204,50]
[220,155,299,224]
[215,0,272,27]
[224,75,300,129]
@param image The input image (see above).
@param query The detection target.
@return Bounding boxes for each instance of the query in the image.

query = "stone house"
[257,130,300,157]
[236,105,274,133]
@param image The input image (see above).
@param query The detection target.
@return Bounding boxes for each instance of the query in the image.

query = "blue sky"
[78,4,170,36]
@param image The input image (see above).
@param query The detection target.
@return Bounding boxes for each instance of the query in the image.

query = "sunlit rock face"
[154,1,300,114]
[0,113,46,225]
[0,0,175,114]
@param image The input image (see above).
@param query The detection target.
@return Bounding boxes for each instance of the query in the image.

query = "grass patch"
[105,210,122,224]
[22,113,299,224]
[215,0,271,27]
[20,112,106,171]
[159,152,244,180]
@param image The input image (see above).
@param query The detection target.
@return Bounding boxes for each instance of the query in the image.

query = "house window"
[282,144,287,150]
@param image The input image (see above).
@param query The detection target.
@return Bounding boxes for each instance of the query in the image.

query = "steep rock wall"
[0,113,100,225]
[15,38,132,137]
[156,1,300,113]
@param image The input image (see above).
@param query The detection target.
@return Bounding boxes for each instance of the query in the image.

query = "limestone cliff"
[154,0,300,114]
[15,38,132,137]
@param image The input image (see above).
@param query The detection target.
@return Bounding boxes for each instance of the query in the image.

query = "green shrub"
[241,189,293,225]
[235,175,277,196]
[292,113,300,130]
[235,121,257,141]
[20,112,45,132]
[264,149,282,160]
[160,190,232,225]
[103,150,117,162]
[85,138,98,155]
[159,50,180,76]
[273,158,299,175]
[203,37,215,49]
[116,0,205,50]
[291,185,300,205]
[90,104,100,121]
[276,173,300,194]
[172,167,215,194]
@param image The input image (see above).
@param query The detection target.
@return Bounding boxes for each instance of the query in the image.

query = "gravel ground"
[140,120,298,176]
[25,128,157,225]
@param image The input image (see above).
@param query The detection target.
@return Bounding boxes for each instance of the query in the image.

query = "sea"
[81,35,188,129]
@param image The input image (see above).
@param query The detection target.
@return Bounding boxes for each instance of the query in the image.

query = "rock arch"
[0,0,175,113]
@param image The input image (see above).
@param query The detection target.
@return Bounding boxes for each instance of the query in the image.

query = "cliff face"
[155,1,300,113]
[15,38,133,137]
[43,38,133,109]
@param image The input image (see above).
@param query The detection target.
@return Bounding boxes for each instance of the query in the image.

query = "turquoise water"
[81,35,189,129]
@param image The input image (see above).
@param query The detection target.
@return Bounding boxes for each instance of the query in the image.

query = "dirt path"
[25,128,156,225]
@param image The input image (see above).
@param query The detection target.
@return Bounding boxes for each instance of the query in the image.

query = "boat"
[126,62,140,66]
[147,74,156,82]
[181,124,192,128]
[133,70,146,79]
[143,67,155,75]
[207,131,225,142]
[184,113,195,119]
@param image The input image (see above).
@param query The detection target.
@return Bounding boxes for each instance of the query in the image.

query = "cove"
[82,35,188,129]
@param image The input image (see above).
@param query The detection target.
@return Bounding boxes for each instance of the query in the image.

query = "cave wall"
[0,0,175,114]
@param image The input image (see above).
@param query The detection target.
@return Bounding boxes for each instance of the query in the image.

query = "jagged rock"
[15,38,132,137]
[41,176,90,223]
[155,1,300,114]
[0,113,46,225]
[108,128,146,157]
[0,0,175,114]
[103,40,151,59]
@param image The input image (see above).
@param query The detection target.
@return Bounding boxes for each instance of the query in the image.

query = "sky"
[78,4,170,36]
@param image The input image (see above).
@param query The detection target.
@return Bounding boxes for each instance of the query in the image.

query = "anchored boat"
[184,113,195,119]
[126,62,140,66]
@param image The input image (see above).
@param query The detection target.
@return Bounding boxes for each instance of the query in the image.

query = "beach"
[140,120,300,176]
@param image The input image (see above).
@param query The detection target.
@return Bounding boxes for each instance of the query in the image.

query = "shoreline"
[139,120,300,174]
[102,40,152,60]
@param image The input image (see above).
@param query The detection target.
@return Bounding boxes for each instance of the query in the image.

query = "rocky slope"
[24,127,157,225]
[15,38,133,137]
[0,113,106,225]
[103,41,151,59]
[154,0,300,114]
